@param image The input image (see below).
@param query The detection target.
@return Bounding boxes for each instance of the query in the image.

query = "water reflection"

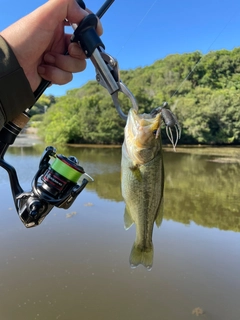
[6,144,240,231]
[1,145,240,320]
[7,144,240,266]
[164,150,240,232]
[7,145,123,201]
[69,146,240,233]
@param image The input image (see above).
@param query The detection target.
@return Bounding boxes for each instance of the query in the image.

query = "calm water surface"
[0,143,240,320]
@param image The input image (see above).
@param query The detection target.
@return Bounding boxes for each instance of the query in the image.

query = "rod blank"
[96,0,115,18]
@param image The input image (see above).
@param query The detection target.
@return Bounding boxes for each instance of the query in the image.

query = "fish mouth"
[123,109,162,165]
[127,109,161,147]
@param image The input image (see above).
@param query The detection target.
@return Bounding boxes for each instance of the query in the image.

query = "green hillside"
[34,48,240,145]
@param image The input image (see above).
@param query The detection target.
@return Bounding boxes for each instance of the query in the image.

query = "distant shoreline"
[11,128,240,151]
[11,132,42,147]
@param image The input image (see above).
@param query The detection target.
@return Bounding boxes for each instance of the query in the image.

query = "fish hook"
[150,102,181,151]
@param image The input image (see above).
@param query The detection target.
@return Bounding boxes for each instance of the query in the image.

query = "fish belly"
[121,146,164,269]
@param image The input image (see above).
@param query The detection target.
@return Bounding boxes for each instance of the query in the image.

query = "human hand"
[0,0,103,92]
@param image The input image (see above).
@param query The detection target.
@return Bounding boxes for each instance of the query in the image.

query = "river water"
[0,143,240,320]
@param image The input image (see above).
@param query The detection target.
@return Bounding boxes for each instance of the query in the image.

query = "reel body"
[6,146,92,228]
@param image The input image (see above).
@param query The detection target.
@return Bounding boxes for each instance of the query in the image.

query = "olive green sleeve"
[0,35,35,129]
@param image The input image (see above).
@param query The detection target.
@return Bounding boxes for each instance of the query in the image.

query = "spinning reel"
[0,128,93,228]
[16,146,93,228]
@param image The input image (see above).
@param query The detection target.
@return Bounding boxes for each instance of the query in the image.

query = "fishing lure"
[150,102,181,151]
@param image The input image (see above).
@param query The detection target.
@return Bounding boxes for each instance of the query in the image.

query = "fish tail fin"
[129,243,153,271]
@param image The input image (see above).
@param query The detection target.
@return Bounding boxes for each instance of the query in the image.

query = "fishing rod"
[0,0,138,228]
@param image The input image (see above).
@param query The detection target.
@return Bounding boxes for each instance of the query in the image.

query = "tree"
[37,47,240,145]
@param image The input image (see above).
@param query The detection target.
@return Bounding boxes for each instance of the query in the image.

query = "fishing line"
[115,0,158,57]
[170,10,237,99]
[114,0,236,100]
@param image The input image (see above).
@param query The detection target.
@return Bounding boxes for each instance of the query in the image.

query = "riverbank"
[11,128,42,147]
[11,128,240,156]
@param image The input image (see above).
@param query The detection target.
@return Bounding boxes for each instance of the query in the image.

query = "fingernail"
[38,66,45,74]
[44,53,55,64]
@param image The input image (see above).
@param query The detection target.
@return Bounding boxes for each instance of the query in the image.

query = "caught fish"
[121,108,164,270]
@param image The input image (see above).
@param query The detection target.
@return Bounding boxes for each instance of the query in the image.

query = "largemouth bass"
[121,108,164,270]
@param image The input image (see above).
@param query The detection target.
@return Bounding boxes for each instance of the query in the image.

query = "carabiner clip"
[111,82,138,120]
[95,51,138,120]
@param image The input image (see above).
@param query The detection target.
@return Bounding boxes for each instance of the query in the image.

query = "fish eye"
[153,130,157,135]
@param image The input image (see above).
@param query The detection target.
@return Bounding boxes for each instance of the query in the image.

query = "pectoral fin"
[155,197,164,228]
[124,206,134,230]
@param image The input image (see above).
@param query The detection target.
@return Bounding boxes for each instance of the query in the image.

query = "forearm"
[0,35,35,128]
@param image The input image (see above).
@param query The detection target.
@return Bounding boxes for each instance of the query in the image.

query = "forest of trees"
[31,47,240,145]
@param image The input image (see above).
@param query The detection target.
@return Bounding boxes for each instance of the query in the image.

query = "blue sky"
[1,0,240,96]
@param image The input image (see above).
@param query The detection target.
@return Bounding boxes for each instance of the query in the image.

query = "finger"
[49,0,88,25]
[43,52,87,73]
[64,34,87,59]
[96,16,103,36]
[68,42,87,60]
[38,65,73,85]
[30,0,88,33]
[65,0,89,25]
